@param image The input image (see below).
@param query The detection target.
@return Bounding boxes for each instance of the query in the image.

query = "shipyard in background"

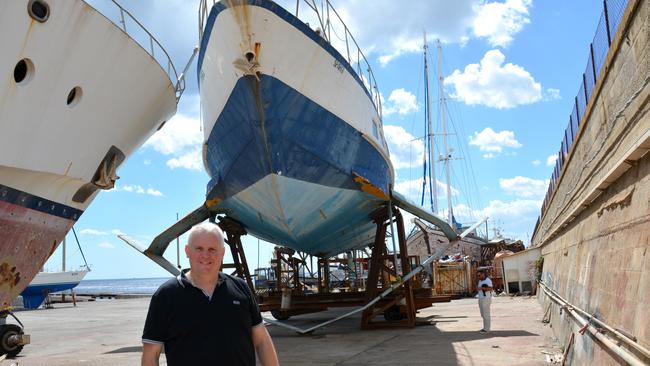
[0,0,648,365]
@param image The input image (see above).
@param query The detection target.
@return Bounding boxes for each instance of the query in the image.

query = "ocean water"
[75,277,173,295]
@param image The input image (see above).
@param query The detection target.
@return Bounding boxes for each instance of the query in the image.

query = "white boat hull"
[0,0,177,307]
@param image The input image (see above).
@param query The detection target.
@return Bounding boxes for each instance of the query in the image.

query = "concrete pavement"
[5,296,561,365]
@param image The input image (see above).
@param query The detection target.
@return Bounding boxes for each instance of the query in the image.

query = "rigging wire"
[407,52,424,191]
[435,46,484,223]
[71,226,90,270]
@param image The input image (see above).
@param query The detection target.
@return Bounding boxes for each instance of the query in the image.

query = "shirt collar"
[177,269,223,289]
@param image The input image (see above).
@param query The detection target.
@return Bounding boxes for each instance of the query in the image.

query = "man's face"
[185,231,225,278]
[478,272,486,280]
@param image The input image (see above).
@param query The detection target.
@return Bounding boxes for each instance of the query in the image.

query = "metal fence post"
[119,8,126,32]
[603,0,612,44]
[575,96,580,122]
[582,73,589,102]
[590,43,597,82]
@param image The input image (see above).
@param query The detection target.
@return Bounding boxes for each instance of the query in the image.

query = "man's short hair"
[188,222,225,247]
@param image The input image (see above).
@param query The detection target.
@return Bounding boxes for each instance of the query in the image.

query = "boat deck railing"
[198,0,383,119]
[88,0,184,101]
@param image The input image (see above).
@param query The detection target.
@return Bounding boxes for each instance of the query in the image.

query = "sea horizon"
[75,277,174,295]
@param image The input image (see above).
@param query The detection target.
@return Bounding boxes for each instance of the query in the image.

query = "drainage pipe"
[539,281,649,365]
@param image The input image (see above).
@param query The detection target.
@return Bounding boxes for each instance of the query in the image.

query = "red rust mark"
[352,173,389,200]
[226,0,253,53]
[48,239,58,257]
[254,42,261,61]
[0,262,21,288]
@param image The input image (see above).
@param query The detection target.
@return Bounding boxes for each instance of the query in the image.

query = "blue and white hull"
[198,0,393,256]
[20,270,88,309]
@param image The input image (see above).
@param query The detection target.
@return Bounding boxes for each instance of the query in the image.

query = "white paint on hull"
[0,0,177,209]
[29,269,88,287]
[199,3,393,176]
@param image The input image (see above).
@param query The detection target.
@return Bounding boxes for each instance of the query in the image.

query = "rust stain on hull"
[0,200,74,307]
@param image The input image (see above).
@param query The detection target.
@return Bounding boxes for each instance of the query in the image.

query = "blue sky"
[47,0,606,279]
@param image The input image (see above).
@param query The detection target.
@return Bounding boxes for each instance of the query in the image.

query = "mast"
[62,237,66,271]
[437,39,454,227]
[423,32,438,214]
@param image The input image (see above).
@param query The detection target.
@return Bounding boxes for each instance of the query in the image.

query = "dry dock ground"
[6,296,561,365]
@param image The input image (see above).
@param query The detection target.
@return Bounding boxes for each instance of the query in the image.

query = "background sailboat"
[20,228,90,310]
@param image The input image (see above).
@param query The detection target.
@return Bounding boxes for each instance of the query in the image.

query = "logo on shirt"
[232,300,241,305]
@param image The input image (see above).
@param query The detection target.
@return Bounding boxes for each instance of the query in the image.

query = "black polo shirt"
[142,270,263,366]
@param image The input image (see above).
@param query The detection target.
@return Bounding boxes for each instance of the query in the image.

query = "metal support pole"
[387,203,399,277]
[176,213,180,269]
[590,43,598,83]
[603,0,612,44]
[119,9,126,32]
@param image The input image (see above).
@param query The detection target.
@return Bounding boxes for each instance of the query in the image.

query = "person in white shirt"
[477,269,493,332]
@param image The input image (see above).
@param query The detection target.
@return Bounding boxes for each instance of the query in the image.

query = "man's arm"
[141,342,163,366]
[252,324,279,366]
[480,284,494,291]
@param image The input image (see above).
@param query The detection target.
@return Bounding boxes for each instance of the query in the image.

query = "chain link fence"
[537,0,630,228]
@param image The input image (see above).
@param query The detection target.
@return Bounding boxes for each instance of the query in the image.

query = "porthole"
[66,86,82,107]
[13,59,34,85]
[28,0,50,23]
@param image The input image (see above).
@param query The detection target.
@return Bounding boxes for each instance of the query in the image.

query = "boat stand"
[213,206,446,330]
[361,206,417,328]
[217,217,255,291]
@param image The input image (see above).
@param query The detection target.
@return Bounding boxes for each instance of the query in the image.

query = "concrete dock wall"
[532,0,650,364]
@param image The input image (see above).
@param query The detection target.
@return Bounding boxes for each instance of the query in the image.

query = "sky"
[46,0,607,279]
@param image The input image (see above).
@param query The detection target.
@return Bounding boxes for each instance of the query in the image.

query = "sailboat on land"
[196,0,393,256]
[20,228,90,310]
[409,36,488,256]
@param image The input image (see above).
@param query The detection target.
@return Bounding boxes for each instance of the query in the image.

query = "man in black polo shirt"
[141,222,278,366]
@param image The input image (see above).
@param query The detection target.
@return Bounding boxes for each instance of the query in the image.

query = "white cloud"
[377,38,423,67]
[532,160,541,166]
[445,49,542,109]
[79,228,107,236]
[382,89,419,116]
[451,199,541,242]
[546,154,558,166]
[499,176,548,199]
[472,0,532,47]
[144,113,204,171]
[544,88,561,101]
[477,199,541,239]
[146,188,164,197]
[143,159,152,165]
[469,127,522,156]
[119,185,164,197]
[98,242,115,249]
[394,178,460,203]
[304,0,532,66]
[382,125,424,169]
[111,229,126,236]
[166,149,203,171]
[330,0,476,66]
[122,185,144,194]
